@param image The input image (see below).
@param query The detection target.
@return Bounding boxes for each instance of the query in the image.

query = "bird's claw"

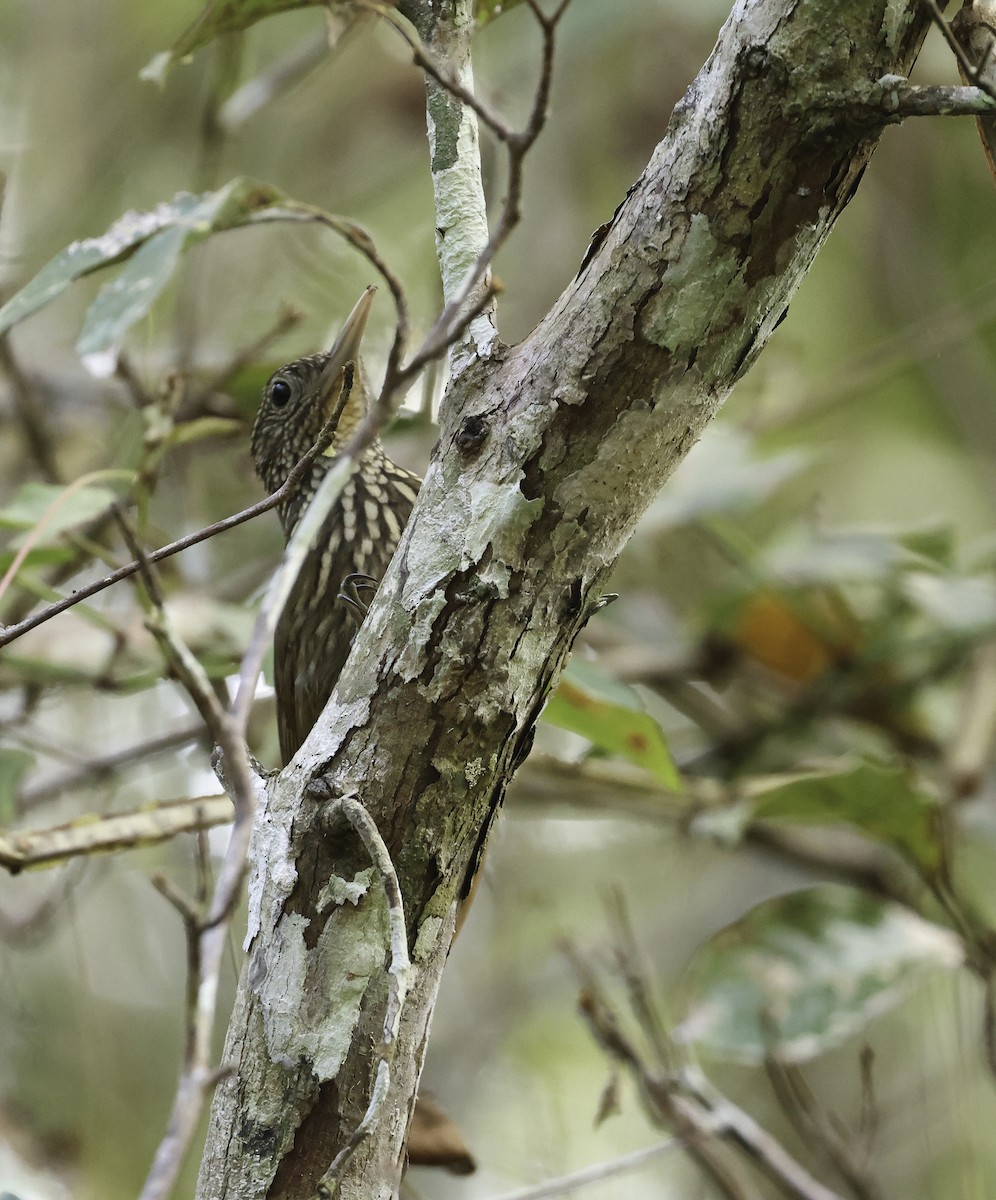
[338,573,379,625]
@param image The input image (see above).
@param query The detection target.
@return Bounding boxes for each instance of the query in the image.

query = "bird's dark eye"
[270,379,292,407]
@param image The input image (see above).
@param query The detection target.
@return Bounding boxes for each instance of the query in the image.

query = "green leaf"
[676,884,963,1063]
[0,546,75,573]
[765,528,907,584]
[894,526,954,567]
[0,180,282,356]
[141,0,323,83]
[543,660,680,789]
[167,415,244,447]
[902,572,996,634]
[764,524,952,586]
[0,192,210,336]
[0,482,120,542]
[642,425,806,531]
[695,760,943,874]
[0,748,34,824]
[76,225,190,361]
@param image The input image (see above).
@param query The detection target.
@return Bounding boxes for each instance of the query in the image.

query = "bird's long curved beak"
[318,285,377,398]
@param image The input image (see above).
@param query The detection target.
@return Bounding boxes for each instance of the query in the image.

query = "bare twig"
[0,859,92,943]
[180,302,304,415]
[568,938,847,1200]
[153,872,204,1061]
[604,889,675,1071]
[0,412,343,650]
[764,1057,884,1200]
[16,723,208,811]
[0,794,233,873]
[678,1066,846,1200]
[924,0,996,100]
[387,0,572,382]
[109,507,265,1200]
[248,204,410,386]
[871,80,996,117]
[566,943,753,1200]
[485,1138,682,1200]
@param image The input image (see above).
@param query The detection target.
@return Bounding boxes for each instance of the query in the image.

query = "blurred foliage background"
[2,1,996,1198]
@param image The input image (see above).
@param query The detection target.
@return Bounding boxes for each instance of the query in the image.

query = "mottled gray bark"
[196,3,937,1197]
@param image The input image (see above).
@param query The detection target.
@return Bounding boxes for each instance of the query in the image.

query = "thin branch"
[0,859,92,944]
[924,0,996,100]
[112,509,265,1200]
[678,1066,846,1200]
[180,302,304,415]
[567,945,753,1200]
[0,795,233,873]
[336,793,411,1045]
[0,414,343,651]
[16,723,208,811]
[764,1058,884,1200]
[392,0,572,381]
[604,888,676,1071]
[247,204,411,391]
[363,1,516,142]
[485,1138,682,1200]
[364,0,571,382]
[153,871,204,1062]
[868,80,996,117]
[569,938,847,1200]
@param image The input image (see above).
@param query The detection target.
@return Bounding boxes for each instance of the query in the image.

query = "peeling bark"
[196,3,937,1197]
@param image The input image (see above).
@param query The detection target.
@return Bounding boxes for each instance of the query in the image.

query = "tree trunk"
[196,2,936,1196]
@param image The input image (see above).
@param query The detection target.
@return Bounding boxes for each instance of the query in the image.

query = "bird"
[250,289,475,1175]
[250,287,420,763]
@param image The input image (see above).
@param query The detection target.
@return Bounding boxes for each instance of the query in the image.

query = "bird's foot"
[338,572,379,625]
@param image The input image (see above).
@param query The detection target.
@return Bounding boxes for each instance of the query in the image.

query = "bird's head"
[250,286,376,496]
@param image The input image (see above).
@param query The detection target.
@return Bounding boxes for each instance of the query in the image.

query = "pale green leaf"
[0,180,283,349]
[902,572,996,634]
[641,426,806,532]
[543,660,680,789]
[0,482,119,542]
[142,0,322,82]
[745,760,943,874]
[764,524,950,586]
[77,225,190,360]
[677,884,963,1063]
